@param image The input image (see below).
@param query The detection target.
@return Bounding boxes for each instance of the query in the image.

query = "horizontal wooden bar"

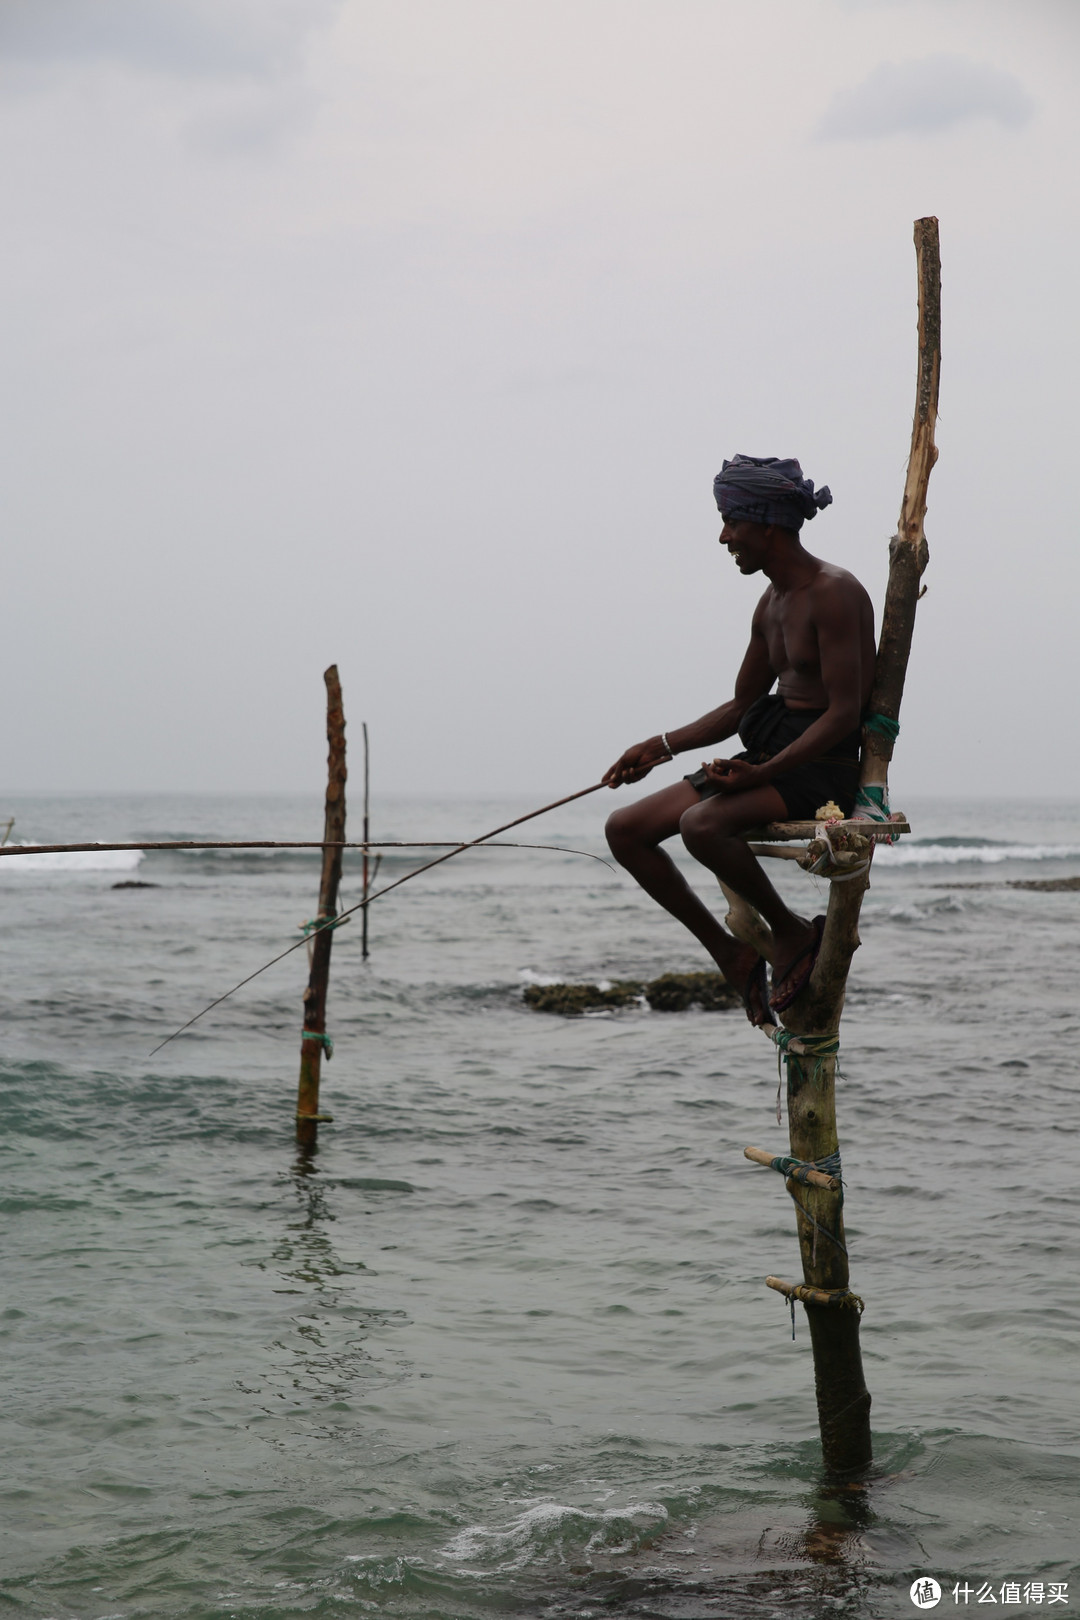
[747,817,910,843]
[766,1276,862,1310]
[744,1146,840,1191]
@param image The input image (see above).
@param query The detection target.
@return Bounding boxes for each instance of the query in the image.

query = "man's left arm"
[706,584,863,791]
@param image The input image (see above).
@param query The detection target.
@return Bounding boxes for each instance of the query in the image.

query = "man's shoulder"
[809,560,871,606]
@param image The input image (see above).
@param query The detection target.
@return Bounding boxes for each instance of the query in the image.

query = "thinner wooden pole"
[772,217,940,1477]
[361,722,370,961]
[296,666,347,1149]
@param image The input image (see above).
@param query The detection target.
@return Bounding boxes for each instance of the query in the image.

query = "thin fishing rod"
[148,780,607,1058]
[329,780,608,918]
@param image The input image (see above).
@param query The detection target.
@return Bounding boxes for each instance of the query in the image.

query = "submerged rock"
[935,876,1080,893]
[644,970,740,1011]
[523,970,739,1016]
[523,980,643,1015]
[1008,876,1080,892]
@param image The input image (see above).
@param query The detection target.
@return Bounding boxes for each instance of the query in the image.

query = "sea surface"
[1,790,1078,1620]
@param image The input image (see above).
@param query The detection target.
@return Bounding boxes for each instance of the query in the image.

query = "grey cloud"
[816,54,1035,139]
[185,84,317,158]
[0,0,342,78]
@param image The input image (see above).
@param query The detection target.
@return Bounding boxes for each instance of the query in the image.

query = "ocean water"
[1,790,1078,1620]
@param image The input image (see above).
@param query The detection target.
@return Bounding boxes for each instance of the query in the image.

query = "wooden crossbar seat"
[740,817,911,861]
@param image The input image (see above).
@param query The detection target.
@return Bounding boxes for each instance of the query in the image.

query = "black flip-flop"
[769,915,826,1013]
[741,953,779,1028]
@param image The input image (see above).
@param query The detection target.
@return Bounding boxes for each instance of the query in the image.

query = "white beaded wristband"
[660,732,676,758]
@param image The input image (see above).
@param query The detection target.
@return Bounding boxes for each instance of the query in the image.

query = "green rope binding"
[774,1029,839,1089]
[300,914,345,937]
[772,1029,840,1165]
[301,1029,334,1059]
[858,715,901,835]
[863,711,900,741]
[852,781,901,843]
[854,783,890,816]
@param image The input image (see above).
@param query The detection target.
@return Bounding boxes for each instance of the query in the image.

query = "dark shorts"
[684,693,861,821]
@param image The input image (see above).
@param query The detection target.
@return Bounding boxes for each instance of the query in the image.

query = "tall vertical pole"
[361,722,371,961]
[784,217,939,1474]
[740,219,940,1478]
[296,666,347,1149]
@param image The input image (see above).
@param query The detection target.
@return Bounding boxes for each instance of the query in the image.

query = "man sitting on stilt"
[603,455,875,1026]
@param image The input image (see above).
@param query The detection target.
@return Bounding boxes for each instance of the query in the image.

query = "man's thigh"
[680,782,790,841]
[606,779,703,846]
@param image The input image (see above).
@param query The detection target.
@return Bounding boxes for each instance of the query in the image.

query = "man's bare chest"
[761,596,820,676]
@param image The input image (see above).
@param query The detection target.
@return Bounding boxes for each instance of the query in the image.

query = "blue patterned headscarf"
[713,454,833,532]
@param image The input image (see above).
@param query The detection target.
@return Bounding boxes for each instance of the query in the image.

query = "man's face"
[719,518,770,574]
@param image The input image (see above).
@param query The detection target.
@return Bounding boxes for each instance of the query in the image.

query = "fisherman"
[603,454,875,1026]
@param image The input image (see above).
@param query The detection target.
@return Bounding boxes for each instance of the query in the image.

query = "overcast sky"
[1,0,1077,802]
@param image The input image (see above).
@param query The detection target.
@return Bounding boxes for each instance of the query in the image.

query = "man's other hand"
[700,757,766,793]
[603,737,673,787]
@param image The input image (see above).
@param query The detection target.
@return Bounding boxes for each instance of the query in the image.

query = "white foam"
[874,842,1080,867]
[440,1498,668,1572]
[0,842,144,874]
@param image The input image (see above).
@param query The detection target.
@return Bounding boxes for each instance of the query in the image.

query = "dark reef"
[524,970,739,1016]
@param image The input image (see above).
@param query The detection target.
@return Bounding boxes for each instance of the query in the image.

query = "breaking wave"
[874,838,1080,867]
[439,1498,668,1573]
[0,842,145,874]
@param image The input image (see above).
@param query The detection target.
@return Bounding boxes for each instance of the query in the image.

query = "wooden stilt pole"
[296,666,347,1149]
[756,218,940,1476]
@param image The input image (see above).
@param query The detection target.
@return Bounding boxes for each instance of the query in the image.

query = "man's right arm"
[602,612,775,787]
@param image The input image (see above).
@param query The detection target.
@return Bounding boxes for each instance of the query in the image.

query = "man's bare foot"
[770,914,826,1012]
[723,940,778,1028]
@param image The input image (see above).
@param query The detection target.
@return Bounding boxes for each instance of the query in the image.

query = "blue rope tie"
[769,1150,842,1185]
[302,1029,334,1059]
[769,1147,847,1261]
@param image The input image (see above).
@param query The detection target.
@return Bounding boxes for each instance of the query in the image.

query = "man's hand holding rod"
[603,732,680,787]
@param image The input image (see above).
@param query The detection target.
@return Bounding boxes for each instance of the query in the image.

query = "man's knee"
[605,805,640,861]
[679,799,731,857]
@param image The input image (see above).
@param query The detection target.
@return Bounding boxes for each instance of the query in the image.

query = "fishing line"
[148,782,609,1057]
